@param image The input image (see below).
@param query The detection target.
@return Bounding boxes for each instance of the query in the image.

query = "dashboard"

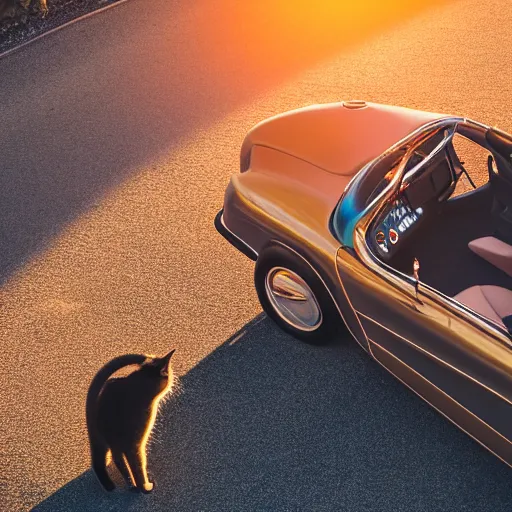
[368,146,454,261]
[372,196,424,258]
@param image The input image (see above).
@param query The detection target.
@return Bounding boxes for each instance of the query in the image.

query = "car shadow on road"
[33,315,512,512]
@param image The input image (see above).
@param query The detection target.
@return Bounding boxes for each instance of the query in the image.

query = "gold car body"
[216,101,512,468]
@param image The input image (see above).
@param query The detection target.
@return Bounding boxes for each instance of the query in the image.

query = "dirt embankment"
[0,0,122,55]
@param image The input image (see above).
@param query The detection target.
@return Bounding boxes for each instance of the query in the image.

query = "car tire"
[254,245,344,345]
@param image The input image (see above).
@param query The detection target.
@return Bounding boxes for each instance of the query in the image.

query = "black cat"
[86,349,176,493]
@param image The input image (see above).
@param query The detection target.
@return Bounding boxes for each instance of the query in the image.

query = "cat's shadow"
[33,314,512,511]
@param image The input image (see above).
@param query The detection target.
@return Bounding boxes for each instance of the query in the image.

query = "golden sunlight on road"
[193,0,453,81]
[2,0,512,510]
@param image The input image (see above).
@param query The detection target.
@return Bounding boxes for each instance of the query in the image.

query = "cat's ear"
[162,349,176,361]
[159,349,175,376]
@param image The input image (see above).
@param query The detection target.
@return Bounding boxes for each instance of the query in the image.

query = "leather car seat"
[486,128,512,244]
[469,236,512,277]
[454,284,512,329]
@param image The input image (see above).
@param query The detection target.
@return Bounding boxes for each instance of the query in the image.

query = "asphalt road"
[1,0,512,510]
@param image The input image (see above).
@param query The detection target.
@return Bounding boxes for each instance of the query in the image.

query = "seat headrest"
[469,236,512,278]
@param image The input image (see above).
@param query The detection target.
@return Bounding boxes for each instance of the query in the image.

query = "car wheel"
[254,245,344,345]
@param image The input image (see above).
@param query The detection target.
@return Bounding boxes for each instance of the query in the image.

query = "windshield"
[363,148,407,206]
[365,152,405,206]
[363,130,450,208]
[332,121,460,247]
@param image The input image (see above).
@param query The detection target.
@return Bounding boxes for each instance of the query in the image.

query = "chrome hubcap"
[265,267,322,331]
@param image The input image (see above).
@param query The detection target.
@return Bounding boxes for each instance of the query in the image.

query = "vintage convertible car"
[214,100,512,467]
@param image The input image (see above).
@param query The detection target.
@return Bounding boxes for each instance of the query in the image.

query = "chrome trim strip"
[370,339,512,467]
[467,119,492,131]
[358,310,512,408]
[272,241,368,351]
[220,212,259,259]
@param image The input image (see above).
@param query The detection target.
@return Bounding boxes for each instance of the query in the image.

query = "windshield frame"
[332,117,464,248]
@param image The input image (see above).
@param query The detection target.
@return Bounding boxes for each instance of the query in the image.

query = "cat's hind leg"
[124,449,154,493]
[91,444,115,492]
[111,451,136,491]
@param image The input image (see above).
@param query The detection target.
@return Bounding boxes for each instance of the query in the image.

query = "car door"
[336,246,512,465]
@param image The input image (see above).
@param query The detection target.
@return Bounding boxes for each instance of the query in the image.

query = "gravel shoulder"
[0,0,123,55]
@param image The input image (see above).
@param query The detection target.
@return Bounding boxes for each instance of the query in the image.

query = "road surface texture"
[1,0,512,510]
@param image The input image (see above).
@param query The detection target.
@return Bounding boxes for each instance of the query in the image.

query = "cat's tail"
[86,354,149,474]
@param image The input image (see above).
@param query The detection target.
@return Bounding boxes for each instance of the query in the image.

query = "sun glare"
[195,0,453,77]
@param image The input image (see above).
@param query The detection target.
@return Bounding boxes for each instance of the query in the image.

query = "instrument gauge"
[375,231,389,253]
[376,231,386,245]
[389,228,399,245]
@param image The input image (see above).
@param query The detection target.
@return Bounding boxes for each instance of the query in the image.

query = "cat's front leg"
[124,449,154,493]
